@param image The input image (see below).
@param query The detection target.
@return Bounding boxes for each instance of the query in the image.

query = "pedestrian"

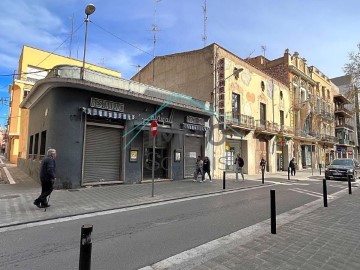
[33,148,57,208]
[234,153,245,181]
[193,155,203,182]
[202,156,212,182]
[289,157,296,176]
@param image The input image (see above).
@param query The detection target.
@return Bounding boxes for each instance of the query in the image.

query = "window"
[40,130,47,158]
[232,93,240,119]
[280,91,283,100]
[260,103,266,125]
[29,135,34,158]
[261,81,265,91]
[34,133,39,158]
[280,110,284,126]
[23,89,30,99]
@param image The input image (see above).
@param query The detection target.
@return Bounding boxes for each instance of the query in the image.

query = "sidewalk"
[141,186,360,270]
[0,159,318,228]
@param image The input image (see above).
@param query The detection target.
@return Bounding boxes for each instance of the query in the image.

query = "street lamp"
[81,4,96,80]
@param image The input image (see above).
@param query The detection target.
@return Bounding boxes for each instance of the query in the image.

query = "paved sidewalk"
[141,187,360,270]
[0,157,319,228]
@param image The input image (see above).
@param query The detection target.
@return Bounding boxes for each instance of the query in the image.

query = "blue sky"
[0,0,359,127]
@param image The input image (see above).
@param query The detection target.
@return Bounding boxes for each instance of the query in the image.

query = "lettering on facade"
[90,97,124,112]
[185,116,205,126]
[150,108,174,124]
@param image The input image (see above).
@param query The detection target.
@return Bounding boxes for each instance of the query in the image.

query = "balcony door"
[260,103,266,127]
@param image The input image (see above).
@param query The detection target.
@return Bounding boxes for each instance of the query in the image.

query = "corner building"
[132,44,293,178]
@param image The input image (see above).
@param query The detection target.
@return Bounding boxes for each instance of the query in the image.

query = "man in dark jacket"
[34,148,57,208]
[202,156,212,182]
[289,158,296,176]
[234,153,245,181]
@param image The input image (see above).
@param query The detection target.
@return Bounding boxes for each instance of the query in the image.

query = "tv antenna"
[261,45,266,57]
[202,0,207,47]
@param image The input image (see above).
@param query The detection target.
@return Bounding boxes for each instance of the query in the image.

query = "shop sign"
[150,109,174,124]
[185,116,205,126]
[90,97,124,112]
[348,150,353,155]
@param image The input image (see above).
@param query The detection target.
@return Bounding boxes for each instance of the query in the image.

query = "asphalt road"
[0,179,349,270]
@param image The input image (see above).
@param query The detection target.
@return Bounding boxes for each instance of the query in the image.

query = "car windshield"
[331,159,353,166]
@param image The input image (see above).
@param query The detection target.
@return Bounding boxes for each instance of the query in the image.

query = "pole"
[261,166,265,184]
[311,146,313,176]
[348,174,352,195]
[152,136,155,197]
[223,171,226,189]
[288,166,290,180]
[322,179,328,207]
[79,224,93,270]
[81,15,89,80]
[270,189,276,234]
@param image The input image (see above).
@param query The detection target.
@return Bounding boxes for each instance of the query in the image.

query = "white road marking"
[289,187,334,199]
[0,184,275,232]
[3,167,15,184]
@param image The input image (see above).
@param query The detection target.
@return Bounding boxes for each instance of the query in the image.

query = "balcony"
[338,138,350,145]
[320,134,339,144]
[255,120,281,134]
[225,112,255,129]
[335,123,354,131]
[334,106,353,118]
[320,110,334,121]
[295,129,320,139]
[279,125,294,135]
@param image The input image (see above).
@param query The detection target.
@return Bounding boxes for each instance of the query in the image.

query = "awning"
[81,107,135,120]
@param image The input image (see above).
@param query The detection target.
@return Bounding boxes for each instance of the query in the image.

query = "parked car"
[325,158,360,181]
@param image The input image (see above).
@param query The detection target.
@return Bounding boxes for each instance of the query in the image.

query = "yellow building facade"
[7,45,121,163]
[132,44,293,178]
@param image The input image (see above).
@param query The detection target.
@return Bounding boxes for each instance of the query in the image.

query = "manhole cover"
[0,195,20,199]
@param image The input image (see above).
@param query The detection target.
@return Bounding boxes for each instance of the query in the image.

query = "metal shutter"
[184,135,202,178]
[83,125,122,184]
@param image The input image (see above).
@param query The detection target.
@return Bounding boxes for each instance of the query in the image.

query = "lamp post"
[81,4,96,80]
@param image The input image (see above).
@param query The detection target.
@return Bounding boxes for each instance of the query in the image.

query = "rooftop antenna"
[202,0,207,47]
[132,64,142,72]
[152,0,161,80]
[261,45,266,57]
[69,14,74,57]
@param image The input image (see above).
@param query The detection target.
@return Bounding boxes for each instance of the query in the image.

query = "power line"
[90,21,153,57]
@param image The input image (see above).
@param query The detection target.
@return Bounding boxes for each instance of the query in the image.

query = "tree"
[344,43,360,87]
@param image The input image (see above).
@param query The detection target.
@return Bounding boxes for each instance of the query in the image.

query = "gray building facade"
[20,65,210,188]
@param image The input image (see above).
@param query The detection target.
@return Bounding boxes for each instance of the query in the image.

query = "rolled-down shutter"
[184,135,202,178]
[83,125,122,184]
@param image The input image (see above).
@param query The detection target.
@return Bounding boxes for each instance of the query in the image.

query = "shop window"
[40,130,46,160]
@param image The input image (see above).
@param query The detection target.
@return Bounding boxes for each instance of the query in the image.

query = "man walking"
[194,155,203,182]
[289,157,296,176]
[234,153,245,181]
[202,156,212,182]
[33,148,57,208]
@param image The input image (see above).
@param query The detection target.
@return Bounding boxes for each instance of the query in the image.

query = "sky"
[0,0,359,127]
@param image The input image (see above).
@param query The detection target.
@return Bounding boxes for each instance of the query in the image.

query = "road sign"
[150,120,158,137]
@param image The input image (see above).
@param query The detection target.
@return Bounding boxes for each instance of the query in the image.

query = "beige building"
[132,44,293,178]
[7,45,121,163]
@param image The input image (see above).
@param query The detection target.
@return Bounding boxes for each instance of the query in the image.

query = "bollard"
[322,179,328,207]
[348,174,352,195]
[287,167,290,180]
[79,224,93,270]
[261,166,265,184]
[270,189,276,234]
[319,167,321,175]
[223,171,226,190]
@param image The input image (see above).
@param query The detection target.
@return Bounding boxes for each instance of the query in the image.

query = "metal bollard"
[261,166,265,184]
[348,174,352,195]
[223,171,226,190]
[270,189,276,234]
[323,179,328,207]
[288,167,290,180]
[79,224,93,270]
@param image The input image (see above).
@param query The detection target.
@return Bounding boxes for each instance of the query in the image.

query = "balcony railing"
[335,123,354,131]
[295,129,320,138]
[225,112,255,129]
[255,120,281,133]
[320,134,339,143]
[338,138,350,145]
[279,125,294,135]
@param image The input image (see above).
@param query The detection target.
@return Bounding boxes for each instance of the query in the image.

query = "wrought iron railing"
[225,112,255,128]
[255,120,281,133]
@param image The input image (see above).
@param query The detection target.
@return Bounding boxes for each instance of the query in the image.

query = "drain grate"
[0,195,20,199]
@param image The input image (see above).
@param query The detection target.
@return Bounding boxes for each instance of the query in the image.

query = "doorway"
[143,147,168,179]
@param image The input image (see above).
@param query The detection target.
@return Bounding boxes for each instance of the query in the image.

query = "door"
[184,135,203,178]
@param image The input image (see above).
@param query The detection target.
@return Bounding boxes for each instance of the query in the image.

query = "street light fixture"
[81,4,96,80]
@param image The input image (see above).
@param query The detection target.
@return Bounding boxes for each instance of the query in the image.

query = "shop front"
[20,67,210,188]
